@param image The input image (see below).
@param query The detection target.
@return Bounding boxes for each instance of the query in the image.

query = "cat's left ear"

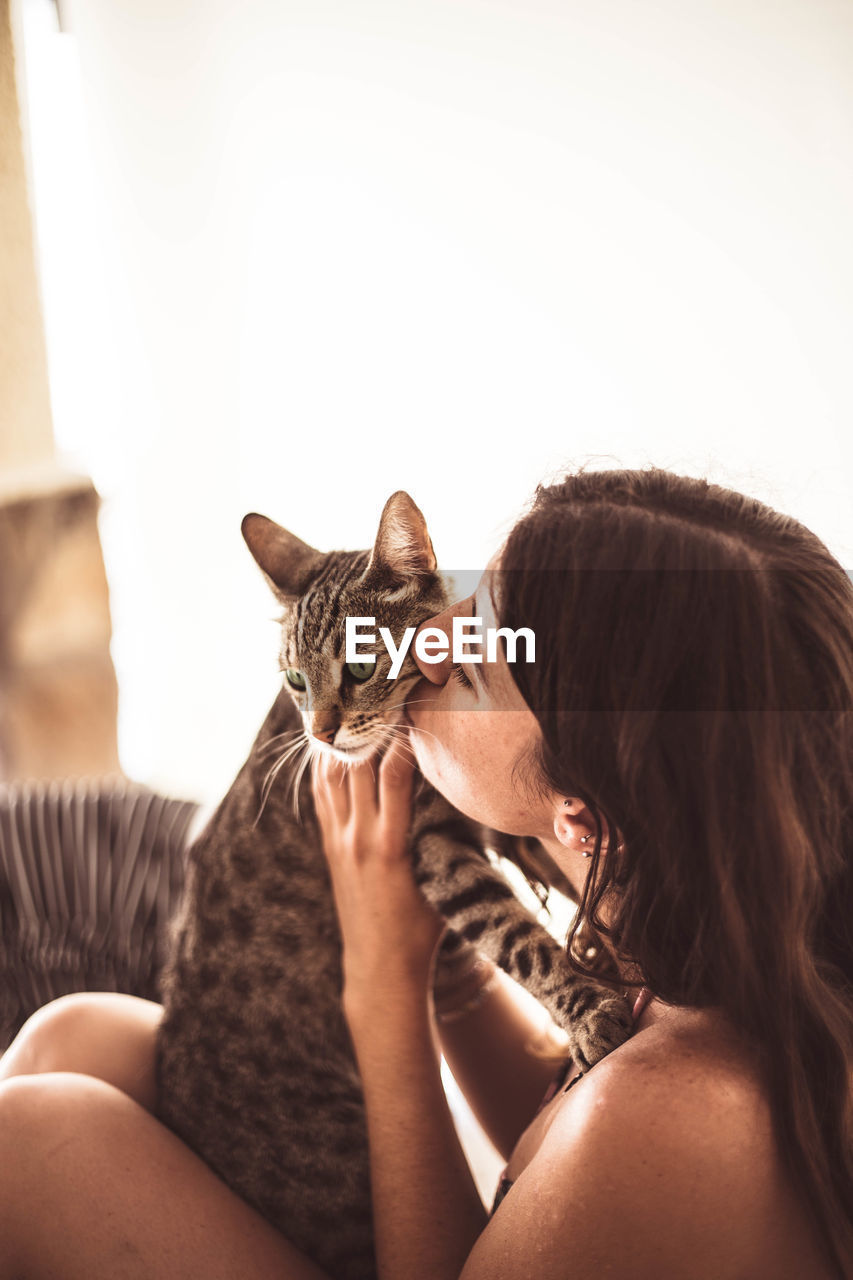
[241,513,326,602]
[365,491,437,581]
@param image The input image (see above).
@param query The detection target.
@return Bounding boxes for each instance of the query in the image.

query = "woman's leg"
[0,992,162,1111]
[0,1072,331,1280]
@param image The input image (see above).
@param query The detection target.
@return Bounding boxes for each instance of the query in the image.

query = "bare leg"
[0,1073,331,1280]
[0,992,162,1111]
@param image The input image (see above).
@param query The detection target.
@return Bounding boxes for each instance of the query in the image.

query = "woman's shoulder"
[572,997,771,1127]
[547,1001,778,1209]
[509,1000,771,1171]
[461,1001,835,1280]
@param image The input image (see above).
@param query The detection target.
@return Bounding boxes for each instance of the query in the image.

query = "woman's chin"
[407,734,437,785]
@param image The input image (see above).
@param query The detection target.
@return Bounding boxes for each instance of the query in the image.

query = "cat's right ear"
[365,490,438,581]
[241,513,326,602]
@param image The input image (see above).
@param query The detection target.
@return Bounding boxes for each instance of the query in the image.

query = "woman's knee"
[0,992,99,1077]
[0,993,163,1107]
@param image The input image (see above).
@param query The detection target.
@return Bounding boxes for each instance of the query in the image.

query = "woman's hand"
[311,735,446,1029]
[313,738,487,1277]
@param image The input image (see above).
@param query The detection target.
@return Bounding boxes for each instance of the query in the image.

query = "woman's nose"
[412,599,470,684]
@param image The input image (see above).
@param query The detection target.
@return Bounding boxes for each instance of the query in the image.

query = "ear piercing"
[564,800,595,857]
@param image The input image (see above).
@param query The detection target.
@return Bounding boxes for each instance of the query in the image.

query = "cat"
[154,490,633,1280]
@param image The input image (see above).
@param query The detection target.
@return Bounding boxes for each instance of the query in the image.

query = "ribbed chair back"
[0,778,199,1051]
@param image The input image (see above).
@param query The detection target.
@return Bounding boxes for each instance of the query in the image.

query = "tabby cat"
[155,491,633,1280]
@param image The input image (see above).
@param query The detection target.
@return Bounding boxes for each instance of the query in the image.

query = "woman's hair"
[496,466,853,1277]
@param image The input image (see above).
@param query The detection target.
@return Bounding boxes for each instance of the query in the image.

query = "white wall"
[18,0,853,805]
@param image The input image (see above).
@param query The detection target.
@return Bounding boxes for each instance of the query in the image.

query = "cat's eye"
[448,661,473,689]
[284,668,307,691]
[346,662,375,684]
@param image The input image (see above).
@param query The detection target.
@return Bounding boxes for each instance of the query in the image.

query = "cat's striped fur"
[155,491,632,1280]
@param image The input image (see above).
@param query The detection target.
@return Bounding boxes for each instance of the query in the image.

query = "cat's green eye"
[284,668,307,691]
[346,661,375,684]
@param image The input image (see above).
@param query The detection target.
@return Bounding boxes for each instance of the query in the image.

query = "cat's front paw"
[567,989,635,1071]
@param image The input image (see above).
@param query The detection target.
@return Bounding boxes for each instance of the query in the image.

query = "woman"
[0,466,850,1278]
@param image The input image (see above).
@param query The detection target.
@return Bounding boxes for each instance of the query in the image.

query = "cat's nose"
[311,716,340,744]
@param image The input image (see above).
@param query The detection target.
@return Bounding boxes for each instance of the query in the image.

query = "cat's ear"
[241,513,325,602]
[365,491,437,581]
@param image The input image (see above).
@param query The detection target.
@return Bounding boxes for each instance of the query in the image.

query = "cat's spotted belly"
[157,894,376,1280]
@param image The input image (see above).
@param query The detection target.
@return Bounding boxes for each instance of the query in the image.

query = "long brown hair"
[497,467,853,1276]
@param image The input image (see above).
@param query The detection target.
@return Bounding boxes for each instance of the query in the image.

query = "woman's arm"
[351,964,569,1273]
[313,745,490,1279]
[347,983,488,1278]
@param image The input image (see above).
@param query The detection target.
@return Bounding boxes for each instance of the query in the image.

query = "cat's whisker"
[269,737,308,776]
[382,697,437,712]
[257,741,306,779]
[290,743,317,822]
[286,749,307,820]
[260,727,302,749]
[254,735,311,826]
[254,763,282,826]
[286,741,317,818]
[256,729,303,761]
[276,736,315,768]
[381,722,443,748]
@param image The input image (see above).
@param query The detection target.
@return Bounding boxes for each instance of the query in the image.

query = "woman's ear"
[552,798,621,855]
[552,797,596,851]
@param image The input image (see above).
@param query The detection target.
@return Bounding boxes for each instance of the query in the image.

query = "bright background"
[17,0,853,807]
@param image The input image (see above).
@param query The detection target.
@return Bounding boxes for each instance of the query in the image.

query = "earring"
[564,801,594,857]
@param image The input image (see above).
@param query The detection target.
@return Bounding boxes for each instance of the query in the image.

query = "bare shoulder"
[562,1001,775,1148]
[460,1004,835,1280]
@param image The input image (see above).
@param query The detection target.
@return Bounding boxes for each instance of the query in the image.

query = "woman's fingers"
[312,739,415,864]
[347,756,378,829]
[381,731,416,783]
[312,753,349,827]
[378,734,416,848]
[308,735,440,1015]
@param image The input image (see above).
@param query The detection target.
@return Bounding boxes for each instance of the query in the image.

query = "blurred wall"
[17,0,853,805]
[0,0,52,469]
[0,0,118,780]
